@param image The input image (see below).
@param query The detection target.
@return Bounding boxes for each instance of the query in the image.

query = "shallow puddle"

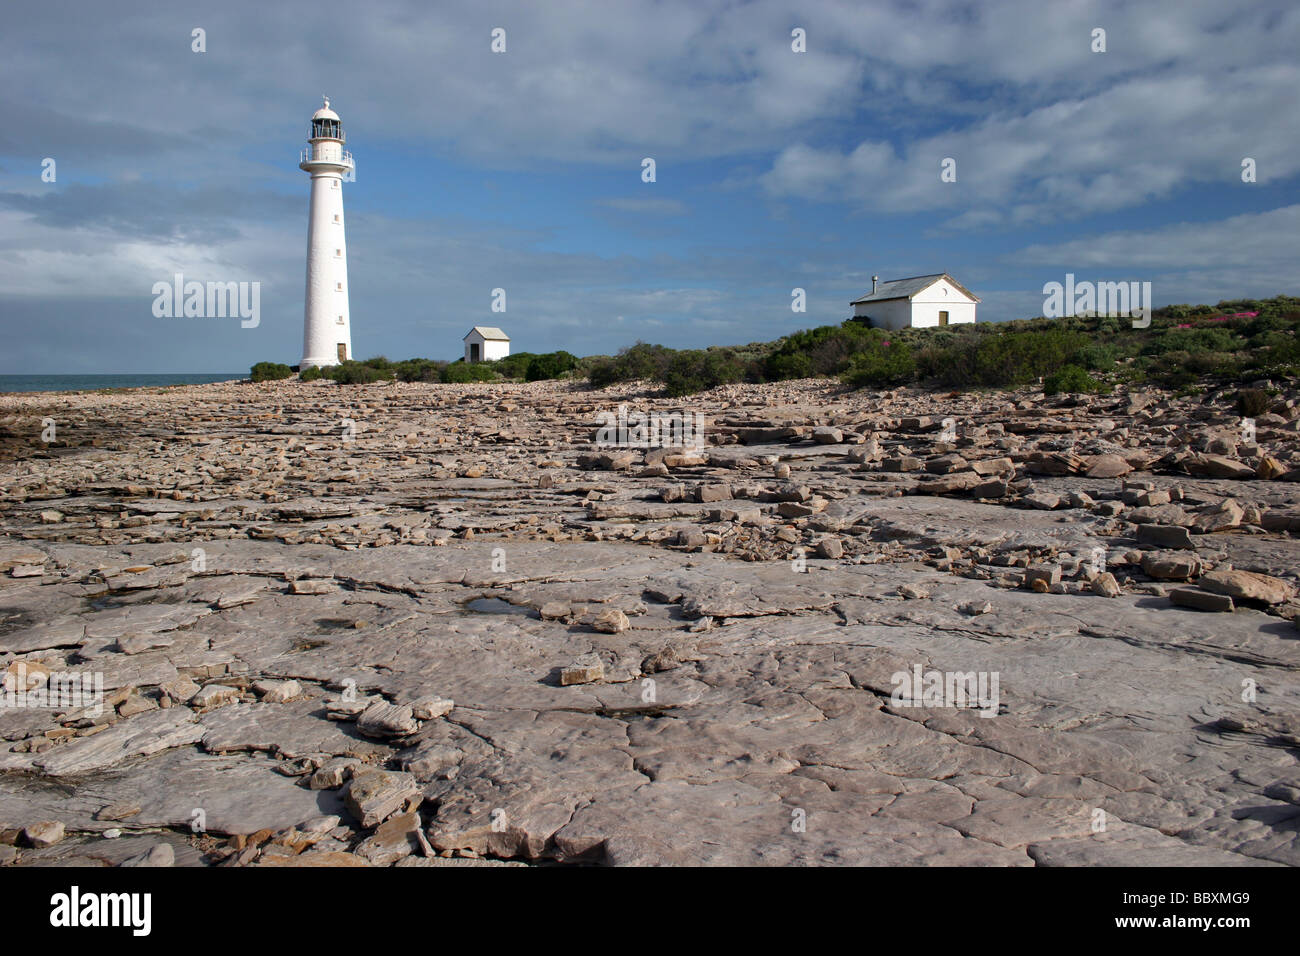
[463,597,536,618]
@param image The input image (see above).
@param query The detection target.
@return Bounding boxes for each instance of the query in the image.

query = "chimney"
[872,275,879,294]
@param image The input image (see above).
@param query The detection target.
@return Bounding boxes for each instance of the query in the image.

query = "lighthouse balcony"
[299,147,354,169]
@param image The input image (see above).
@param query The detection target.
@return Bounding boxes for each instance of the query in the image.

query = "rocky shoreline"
[0,376,1297,866]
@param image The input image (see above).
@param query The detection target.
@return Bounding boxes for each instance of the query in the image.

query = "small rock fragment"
[311,757,361,790]
[346,769,419,828]
[1170,588,1235,613]
[120,843,175,867]
[815,536,844,560]
[22,821,65,848]
[1090,573,1122,598]
[191,684,241,713]
[592,608,630,634]
[356,701,419,739]
[561,654,604,686]
[253,679,302,703]
[1199,569,1294,606]
[410,696,454,720]
[1023,566,1062,591]
[539,601,571,621]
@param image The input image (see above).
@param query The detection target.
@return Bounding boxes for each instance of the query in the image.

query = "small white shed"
[463,326,510,362]
[850,274,979,331]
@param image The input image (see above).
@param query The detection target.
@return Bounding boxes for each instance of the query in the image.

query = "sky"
[1,0,1297,373]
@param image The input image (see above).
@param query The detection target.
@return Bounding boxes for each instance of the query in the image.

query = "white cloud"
[761,62,1300,224]
[2,0,1297,369]
[1011,204,1300,270]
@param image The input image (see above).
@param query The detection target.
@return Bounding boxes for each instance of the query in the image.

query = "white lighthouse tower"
[299,97,355,368]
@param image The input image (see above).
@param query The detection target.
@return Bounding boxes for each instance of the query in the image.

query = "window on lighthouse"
[333,214,340,222]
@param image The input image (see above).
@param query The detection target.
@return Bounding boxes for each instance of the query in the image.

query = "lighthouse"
[299,97,355,368]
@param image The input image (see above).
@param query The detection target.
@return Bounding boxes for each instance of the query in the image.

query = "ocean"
[0,374,245,394]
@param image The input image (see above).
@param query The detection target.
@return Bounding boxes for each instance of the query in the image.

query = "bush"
[1257,331,1300,370]
[490,352,534,380]
[764,351,814,380]
[912,328,1087,388]
[441,361,497,384]
[324,361,391,384]
[393,358,447,382]
[662,349,744,397]
[1144,328,1241,356]
[1071,344,1119,372]
[1044,364,1105,395]
[588,342,676,388]
[841,331,916,388]
[764,322,876,380]
[524,350,579,381]
[299,365,323,381]
[250,361,293,382]
[1236,388,1271,417]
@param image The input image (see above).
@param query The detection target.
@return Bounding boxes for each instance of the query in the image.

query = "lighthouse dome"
[313,99,340,121]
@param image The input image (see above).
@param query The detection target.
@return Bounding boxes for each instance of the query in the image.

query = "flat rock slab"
[866,497,1107,552]
[2,378,1298,866]
[32,709,205,777]
[201,700,390,759]
[0,747,344,836]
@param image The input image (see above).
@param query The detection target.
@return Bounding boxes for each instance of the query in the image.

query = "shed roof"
[850,273,980,304]
[464,326,511,341]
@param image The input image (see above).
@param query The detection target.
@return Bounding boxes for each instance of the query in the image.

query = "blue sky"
[1,0,1297,372]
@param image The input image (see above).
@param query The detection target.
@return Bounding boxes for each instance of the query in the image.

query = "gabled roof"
[850,273,980,305]
[463,326,510,341]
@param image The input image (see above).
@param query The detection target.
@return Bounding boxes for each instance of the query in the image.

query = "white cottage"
[850,274,978,330]
[463,326,510,362]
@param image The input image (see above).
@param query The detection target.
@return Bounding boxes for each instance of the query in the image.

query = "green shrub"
[524,350,579,381]
[1044,364,1105,395]
[1258,331,1300,369]
[1071,344,1119,372]
[841,331,916,388]
[393,358,447,382]
[588,342,676,388]
[1235,388,1271,417]
[662,349,744,397]
[765,322,876,379]
[324,361,391,384]
[764,351,814,380]
[299,365,323,382]
[1144,328,1241,356]
[490,352,535,380]
[250,361,293,382]
[441,360,497,384]
[914,328,1087,388]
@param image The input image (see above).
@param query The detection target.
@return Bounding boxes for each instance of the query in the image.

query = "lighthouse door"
[337,343,348,362]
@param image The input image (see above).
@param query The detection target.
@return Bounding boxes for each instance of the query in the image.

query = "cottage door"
[938,311,949,326]
[470,343,481,362]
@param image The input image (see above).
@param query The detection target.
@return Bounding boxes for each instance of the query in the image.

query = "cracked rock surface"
[0,377,1297,866]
